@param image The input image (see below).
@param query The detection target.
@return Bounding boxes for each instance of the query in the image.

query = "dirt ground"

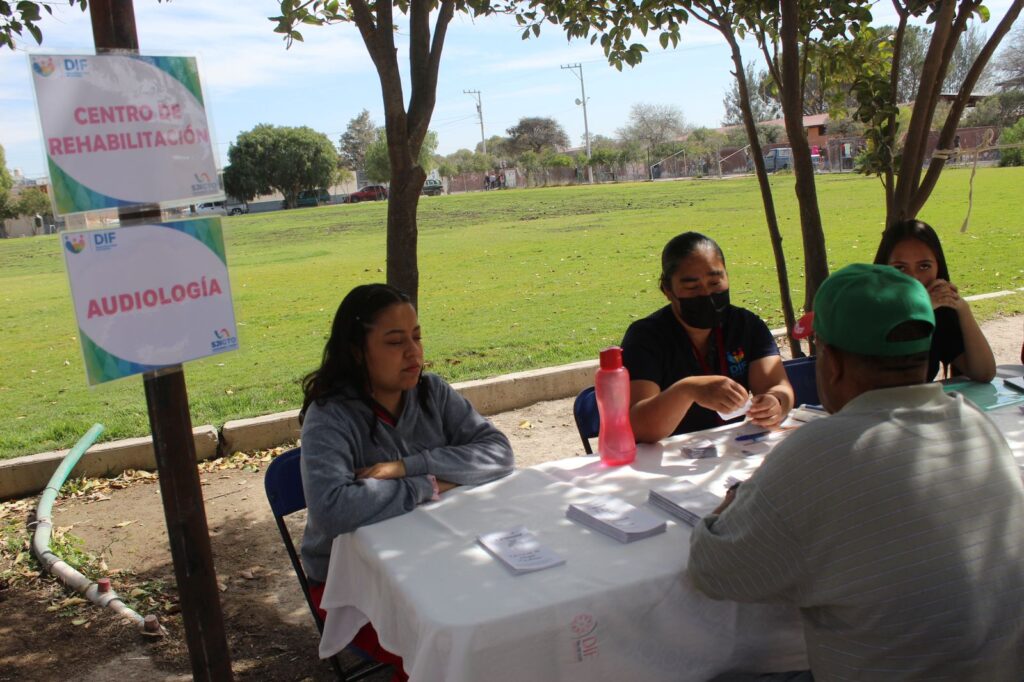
[1,316,1021,681]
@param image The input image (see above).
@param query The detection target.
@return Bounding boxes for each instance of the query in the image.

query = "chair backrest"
[264,448,388,680]
[264,447,323,630]
[573,386,600,455]
[783,355,820,407]
[265,447,307,517]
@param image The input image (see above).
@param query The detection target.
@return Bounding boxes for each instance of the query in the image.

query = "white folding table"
[318,393,1024,681]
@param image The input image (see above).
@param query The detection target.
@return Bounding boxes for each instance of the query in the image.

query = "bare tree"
[339,109,378,175]
[944,23,990,93]
[617,103,687,178]
[505,117,570,154]
[722,61,782,125]
[993,23,1024,88]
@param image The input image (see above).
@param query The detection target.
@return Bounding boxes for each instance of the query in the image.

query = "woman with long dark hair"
[622,232,794,442]
[874,220,995,382]
[298,283,514,676]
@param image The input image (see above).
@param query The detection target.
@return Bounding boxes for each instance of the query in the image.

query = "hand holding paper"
[717,395,752,421]
[747,393,784,428]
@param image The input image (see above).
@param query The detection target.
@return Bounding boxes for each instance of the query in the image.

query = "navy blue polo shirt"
[929,306,964,381]
[621,304,779,435]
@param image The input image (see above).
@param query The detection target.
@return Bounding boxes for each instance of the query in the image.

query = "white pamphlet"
[648,483,724,526]
[567,495,666,543]
[477,526,565,575]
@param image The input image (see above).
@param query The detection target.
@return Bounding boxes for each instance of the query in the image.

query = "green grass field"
[2,168,1022,459]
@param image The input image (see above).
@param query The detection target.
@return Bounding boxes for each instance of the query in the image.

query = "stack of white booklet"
[477,526,565,575]
[681,438,717,459]
[566,495,666,543]
[648,482,723,526]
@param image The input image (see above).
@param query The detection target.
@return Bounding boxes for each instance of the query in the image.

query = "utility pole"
[464,89,486,155]
[561,63,593,184]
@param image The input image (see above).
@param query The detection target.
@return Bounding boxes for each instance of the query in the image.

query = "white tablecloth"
[318,402,1024,681]
[319,418,808,681]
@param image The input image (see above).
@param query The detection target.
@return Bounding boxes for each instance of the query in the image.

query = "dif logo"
[92,231,117,252]
[32,57,56,78]
[63,58,89,78]
[63,234,86,254]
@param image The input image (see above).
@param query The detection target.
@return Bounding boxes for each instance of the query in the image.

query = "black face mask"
[675,290,730,329]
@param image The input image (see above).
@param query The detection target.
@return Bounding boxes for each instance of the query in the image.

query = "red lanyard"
[371,401,398,427]
[689,327,728,376]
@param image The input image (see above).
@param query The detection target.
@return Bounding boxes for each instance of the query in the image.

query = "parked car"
[762,147,823,173]
[763,147,792,172]
[295,189,331,208]
[348,185,388,203]
[225,197,248,215]
[194,201,226,216]
[421,179,443,196]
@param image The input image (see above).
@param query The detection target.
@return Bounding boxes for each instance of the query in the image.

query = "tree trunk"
[780,0,829,313]
[890,0,1023,226]
[715,13,803,357]
[349,0,455,308]
[386,162,425,305]
[889,0,959,225]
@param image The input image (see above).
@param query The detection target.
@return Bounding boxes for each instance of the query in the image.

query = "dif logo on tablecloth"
[569,612,600,661]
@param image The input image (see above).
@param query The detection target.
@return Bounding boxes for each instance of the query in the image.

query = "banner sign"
[62,219,238,385]
[30,54,220,215]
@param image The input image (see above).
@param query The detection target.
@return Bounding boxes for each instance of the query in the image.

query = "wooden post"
[89,2,234,679]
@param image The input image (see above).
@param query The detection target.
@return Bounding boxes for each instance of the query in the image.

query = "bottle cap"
[599,346,623,370]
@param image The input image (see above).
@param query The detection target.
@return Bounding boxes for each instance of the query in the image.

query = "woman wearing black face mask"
[621,232,794,442]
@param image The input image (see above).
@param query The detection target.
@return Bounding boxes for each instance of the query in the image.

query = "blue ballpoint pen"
[734,431,769,442]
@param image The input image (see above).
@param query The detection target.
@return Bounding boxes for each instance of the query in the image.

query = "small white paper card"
[717,396,752,421]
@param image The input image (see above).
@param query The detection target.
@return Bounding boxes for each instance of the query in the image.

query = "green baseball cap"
[801,263,935,356]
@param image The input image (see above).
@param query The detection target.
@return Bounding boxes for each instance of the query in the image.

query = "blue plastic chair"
[573,387,600,455]
[264,448,387,681]
[783,355,820,407]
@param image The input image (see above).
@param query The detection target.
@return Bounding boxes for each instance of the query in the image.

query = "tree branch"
[910,0,1024,215]
[407,0,455,151]
[893,0,957,213]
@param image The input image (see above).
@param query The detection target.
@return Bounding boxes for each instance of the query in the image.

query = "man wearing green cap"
[688,264,1024,679]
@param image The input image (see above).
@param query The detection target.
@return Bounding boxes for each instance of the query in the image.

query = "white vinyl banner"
[61,219,237,384]
[30,54,220,214]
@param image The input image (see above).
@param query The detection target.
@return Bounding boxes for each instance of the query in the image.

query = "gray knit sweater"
[299,372,514,582]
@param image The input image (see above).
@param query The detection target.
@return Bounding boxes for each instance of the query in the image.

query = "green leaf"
[17,1,41,22]
[975,5,990,21]
[659,32,669,49]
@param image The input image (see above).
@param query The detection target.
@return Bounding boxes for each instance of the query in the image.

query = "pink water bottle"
[595,346,637,466]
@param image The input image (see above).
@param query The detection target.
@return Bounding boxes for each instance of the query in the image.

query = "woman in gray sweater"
[298,283,514,676]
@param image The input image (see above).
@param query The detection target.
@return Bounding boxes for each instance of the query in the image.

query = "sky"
[0,1,1017,180]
